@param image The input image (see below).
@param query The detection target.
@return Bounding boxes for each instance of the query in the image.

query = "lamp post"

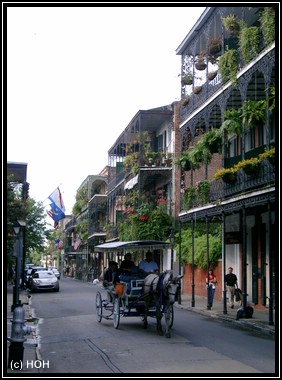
[170,228,174,271]
[12,220,26,312]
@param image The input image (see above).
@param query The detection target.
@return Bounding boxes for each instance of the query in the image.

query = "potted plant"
[208,36,222,54]
[181,95,190,106]
[183,186,197,209]
[195,53,207,71]
[221,108,242,135]
[259,7,275,46]
[234,157,261,176]
[239,24,260,64]
[259,146,275,166]
[241,99,266,129]
[174,151,191,171]
[207,71,218,81]
[221,14,240,36]
[196,180,210,203]
[213,167,238,183]
[193,85,203,95]
[200,128,222,154]
[218,47,239,84]
[181,72,193,86]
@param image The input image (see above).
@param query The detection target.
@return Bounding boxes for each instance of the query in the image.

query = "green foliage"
[241,99,266,128]
[259,7,275,46]
[197,180,210,203]
[218,47,239,84]
[174,223,222,270]
[117,201,172,241]
[75,218,89,242]
[239,25,260,64]
[72,187,88,215]
[221,14,240,36]
[183,187,196,210]
[221,109,242,135]
[7,175,51,266]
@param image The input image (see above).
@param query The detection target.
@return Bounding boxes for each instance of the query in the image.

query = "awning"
[124,174,139,190]
[94,240,172,253]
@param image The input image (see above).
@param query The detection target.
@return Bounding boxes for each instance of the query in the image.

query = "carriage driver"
[139,251,159,276]
[100,261,120,288]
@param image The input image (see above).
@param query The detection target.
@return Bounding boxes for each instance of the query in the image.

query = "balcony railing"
[180,159,275,212]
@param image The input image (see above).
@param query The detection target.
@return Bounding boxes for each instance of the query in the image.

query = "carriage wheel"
[96,292,103,322]
[113,297,120,329]
[166,304,174,328]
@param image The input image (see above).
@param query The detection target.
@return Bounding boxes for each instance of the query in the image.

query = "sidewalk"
[174,293,275,337]
[6,284,40,374]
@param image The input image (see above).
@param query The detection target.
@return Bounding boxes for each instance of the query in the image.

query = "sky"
[6,4,206,216]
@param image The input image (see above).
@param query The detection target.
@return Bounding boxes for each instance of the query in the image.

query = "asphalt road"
[29,277,276,375]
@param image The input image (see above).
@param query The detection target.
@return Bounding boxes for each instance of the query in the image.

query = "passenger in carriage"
[139,251,159,277]
[119,253,141,290]
[120,253,135,275]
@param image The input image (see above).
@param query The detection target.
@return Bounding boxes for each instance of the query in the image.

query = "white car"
[29,271,60,292]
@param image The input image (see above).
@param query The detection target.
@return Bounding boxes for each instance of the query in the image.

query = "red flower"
[139,214,148,222]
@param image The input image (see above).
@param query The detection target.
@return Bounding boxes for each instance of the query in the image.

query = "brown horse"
[143,270,183,338]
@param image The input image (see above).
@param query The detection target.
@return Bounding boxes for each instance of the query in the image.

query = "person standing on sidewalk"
[205,269,217,308]
[224,267,238,309]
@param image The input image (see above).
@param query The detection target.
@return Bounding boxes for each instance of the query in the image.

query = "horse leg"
[164,303,171,338]
[143,297,148,329]
[156,300,163,336]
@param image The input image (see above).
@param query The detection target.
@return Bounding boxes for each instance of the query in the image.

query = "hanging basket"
[207,71,218,81]
[222,172,237,184]
[193,86,202,95]
[195,62,207,71]
[181,97,190,106]
[181,75,193,86]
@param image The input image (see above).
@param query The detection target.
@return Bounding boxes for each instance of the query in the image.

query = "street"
[28,277,276,375]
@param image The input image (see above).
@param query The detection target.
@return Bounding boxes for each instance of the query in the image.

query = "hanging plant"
[181,95,190,106]
[259,146,275,166]
[181,72,193,86]
[195,53,207,71]
[196,180,210,203]
[234,157,261,176]
[183,187,197,209]
[221,14,240,36]
[208,36,222,54]
[221,108,242,135]
[193,86,203,95]
[218,47,239,84]
[174,152,192,171]
[259,7,275,46]
[241,99,266,129]
[213,167,238,183]
[200,128,222,154]
[239,24,260,64]
[207,71,218,81]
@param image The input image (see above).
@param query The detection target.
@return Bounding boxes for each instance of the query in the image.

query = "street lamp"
[12,220,26,311]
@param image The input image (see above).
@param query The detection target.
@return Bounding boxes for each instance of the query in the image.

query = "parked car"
[29,271,60,292]
[26,266,48,288]
[52,268,61,279]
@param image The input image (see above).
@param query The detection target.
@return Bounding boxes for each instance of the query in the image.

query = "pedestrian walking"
[224,267,238,308]
[205,269,217,308]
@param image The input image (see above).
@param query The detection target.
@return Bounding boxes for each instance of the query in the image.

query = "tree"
[7,175,51,265]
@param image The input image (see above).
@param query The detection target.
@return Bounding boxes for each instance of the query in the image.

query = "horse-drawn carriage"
[93,240,183,338]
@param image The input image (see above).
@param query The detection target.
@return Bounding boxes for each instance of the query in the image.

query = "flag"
[55,238,63,250]
[74,237,82,250]
[48,187,65,222]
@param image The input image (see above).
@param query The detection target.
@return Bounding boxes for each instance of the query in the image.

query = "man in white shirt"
[139,251,159,275]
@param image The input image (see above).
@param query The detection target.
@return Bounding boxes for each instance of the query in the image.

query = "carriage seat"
[128,279,144,297]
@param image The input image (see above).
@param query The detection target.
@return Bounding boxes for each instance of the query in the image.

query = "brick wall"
[183,261,223,301]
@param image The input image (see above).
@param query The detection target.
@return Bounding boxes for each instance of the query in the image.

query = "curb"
[175,303,275,337]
